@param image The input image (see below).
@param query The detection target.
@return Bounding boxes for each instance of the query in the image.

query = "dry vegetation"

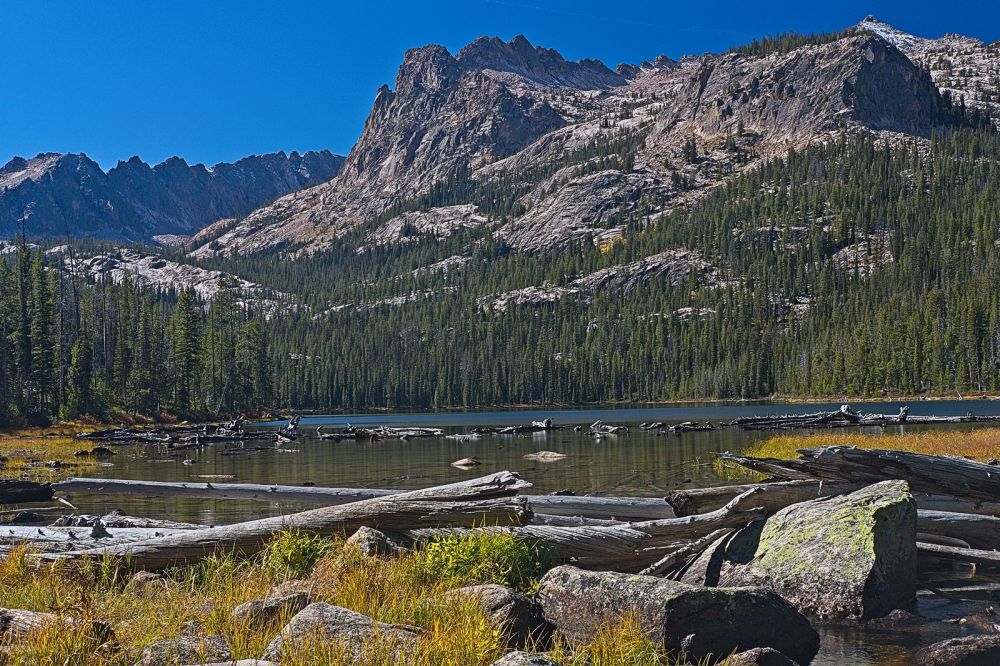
[0,530,730,666]
[0,429,106,481]
[743,426,1000,461]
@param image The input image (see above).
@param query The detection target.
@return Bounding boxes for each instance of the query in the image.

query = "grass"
[741,427,1000,461]
[0,429,106,482]
[0,531,719,666]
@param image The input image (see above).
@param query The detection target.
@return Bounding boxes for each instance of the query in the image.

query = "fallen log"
[0,525,193,555]
[664,479,862,516]
[0,480,54,504]
[411,488,766,571]
[53,478,677,520]
[0,608,114,643]
[917,542,1000,568]
[638,528,733,576]
[40,472,531,569]
[917,510,1000,551]
[718,447,1000,502]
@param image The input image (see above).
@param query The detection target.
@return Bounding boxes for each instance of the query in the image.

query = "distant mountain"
[0,150,344,242]
[188,22,989,257]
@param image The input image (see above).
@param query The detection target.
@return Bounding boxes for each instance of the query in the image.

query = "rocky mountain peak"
[396,44,463,95]
[456,34,626,89]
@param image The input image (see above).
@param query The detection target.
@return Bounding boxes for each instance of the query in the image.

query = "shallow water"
[61,399,1000,665]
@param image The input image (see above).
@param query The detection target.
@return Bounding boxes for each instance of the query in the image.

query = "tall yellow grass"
[744,427,1000,461]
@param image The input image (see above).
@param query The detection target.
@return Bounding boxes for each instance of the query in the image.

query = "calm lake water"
[64,399,1000,666]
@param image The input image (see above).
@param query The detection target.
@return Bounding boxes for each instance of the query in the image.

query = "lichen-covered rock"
[717,480,917,620]
[231,592,311,630]
[536,566,819,665]
[446,584,551,649]
[724,647,797,665]
[915,634,1000,666]
[344,526,407,558]
[134,635,231,666]
[261,603,420,660]
[490,651,560,666]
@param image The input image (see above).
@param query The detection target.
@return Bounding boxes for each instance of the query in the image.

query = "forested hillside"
[3,21,1000,424]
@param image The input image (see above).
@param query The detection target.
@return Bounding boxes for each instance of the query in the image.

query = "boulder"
[716,480,917,620]
[261,603,420,660]
[231,592,311,630]
[725,647,797,665]
[865,608,926,630]
[536,566,819,665]
[915,635,1000,666]
[446,584,551,648]
[344,526,407,557]
[128,571,168,593]
[266,578,317,600]
[490,651,560,665]
[134,635,231,666]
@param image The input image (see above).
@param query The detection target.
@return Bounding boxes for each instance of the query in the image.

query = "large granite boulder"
[261,603,419,661]
[446,584,551,649]
[536,566,819,665]
[915,635,1000,665]
[344,526,407,558]
[716,480,917,620]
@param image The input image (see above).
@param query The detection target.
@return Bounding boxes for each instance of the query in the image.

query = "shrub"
[264,530,337,579]
[417,530,556,591]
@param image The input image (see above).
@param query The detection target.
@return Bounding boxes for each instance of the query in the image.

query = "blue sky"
[2,1,998,169]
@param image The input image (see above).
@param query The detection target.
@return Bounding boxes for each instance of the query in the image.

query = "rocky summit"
[0,150,343,242]
[185,20,983,258]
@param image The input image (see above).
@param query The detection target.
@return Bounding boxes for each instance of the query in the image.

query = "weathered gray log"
[0,480,54,504]
[0,607,114,643]
[412,489,766,571]
[914,494,1000,517]
[917,542,1000,568]
[638,528,733,577]
[41,472,531,569]
[719,447,1000,502]
[0,525,193,555]
[53,477,676,520]
[917,510,1000,550]
[665,480,863,516]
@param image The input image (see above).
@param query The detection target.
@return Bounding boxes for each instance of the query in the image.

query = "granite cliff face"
[0,150,343,242]
[191,23,975,258]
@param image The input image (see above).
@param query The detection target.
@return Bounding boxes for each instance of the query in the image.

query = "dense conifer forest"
[2,127,999,424]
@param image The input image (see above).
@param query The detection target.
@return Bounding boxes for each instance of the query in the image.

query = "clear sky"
[2,0,997,170]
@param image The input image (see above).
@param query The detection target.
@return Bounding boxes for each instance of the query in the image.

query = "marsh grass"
[743,426,1000,461]
[0,530,713,665]
[0,428,106,481]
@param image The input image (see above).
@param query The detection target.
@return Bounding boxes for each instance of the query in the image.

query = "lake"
[65,399,1000,666]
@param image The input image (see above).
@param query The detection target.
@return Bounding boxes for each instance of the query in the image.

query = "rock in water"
[535,566,819,664]
[915,634,1000,665]
[717,480,917,621]
[262,603,420,660]
[446,584,551,649]
[726,648,798,666]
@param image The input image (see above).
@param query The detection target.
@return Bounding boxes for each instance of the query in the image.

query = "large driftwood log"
[665,480,863,516]
[53,477,676,520]
[0,607,114,643]
[718,447,1000,502]
[0,525,193,555]
[917,511,1000,551]
[411,489,766,571]
[917,542,1000,568]
[40,472,531,569]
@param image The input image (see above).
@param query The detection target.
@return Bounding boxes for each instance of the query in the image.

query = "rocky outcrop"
[536,566,819,664]
[359,205,487,251]
[261,603,420,660]
[445,584,551,649]
[915,634,1000,666]
[715,480,917,621]
[0,151,342,242]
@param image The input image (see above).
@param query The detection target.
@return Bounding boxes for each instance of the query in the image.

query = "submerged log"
[41,472,531,569]
[0,480,54,504]
[718,447,1000,502]
[917,511,1000,551]
[53,478,677,520]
